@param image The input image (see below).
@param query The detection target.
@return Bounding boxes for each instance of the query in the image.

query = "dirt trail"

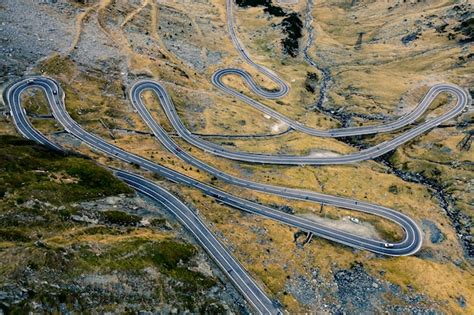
[68,4,98,53]
[120,0,150,29]
[96,0,131,52]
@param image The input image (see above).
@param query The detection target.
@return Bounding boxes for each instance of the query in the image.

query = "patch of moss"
[100,210,142,226]
[37,54,75,77]
[388,184,399,194]
[82,226,121,236]
[149,217,171,230]
[0,228,31,242]
[73,238,216,292]
[148,239,196,269]
[3,236,220,312]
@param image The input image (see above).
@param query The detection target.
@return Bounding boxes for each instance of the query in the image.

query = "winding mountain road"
[5,76,428,257]
[3,75,428,314]
[3,0,472,313]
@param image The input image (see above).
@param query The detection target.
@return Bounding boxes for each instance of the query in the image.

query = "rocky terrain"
[0,135,244,313]
[0,0,472,314]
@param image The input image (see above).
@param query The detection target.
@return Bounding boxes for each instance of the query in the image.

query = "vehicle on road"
[349,217,360,224]
[384,243,394,248]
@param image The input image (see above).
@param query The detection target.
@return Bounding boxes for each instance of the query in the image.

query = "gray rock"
[457,295,466,308]
[333,262,439,313]
[71,215,98,224]
[422,220,445,244]
[104,196,122,205]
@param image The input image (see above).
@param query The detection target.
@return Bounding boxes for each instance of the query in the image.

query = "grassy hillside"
[0,135,232,313]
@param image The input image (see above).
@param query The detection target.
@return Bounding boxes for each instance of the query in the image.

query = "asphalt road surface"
[5,59,469,315]
[8,73,467,310]
[7,73,458,311]
[224,0,289,99]
[141,76,470,165]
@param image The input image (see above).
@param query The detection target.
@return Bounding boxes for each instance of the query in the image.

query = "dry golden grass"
[367,257,474,314]
[45,227,169,247]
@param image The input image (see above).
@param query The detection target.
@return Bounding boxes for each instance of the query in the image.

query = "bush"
[388,184,399,194]
[0,228,31,242]
[148,240,196,269]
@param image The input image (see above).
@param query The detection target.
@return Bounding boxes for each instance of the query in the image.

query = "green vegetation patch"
[100,210,142,226]
[0,135,132,205]
[2,236,221,312]
[76,238,216,290]
[37,54,75,77]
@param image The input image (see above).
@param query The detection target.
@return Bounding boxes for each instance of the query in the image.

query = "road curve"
[115,170,280,314]
[3,78,281,315]
[224,0,289,99]
[3,2,469,311]
[129,79,423,256]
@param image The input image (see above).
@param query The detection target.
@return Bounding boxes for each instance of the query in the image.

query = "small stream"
[302,0,389,127]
